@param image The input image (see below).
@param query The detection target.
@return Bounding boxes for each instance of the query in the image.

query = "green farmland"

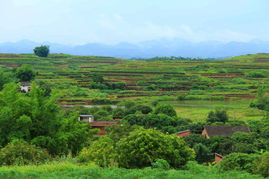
[0,53,267,122]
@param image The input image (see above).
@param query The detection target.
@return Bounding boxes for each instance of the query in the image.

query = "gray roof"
[20,82,31,86]
[80,115,93,117]
[204,126,251,137]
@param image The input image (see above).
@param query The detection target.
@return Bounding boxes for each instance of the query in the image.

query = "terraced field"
[0,53,268,121]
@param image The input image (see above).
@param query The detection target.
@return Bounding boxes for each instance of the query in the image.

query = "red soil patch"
[80,67,97,69]
[91,71,186,75]
[0,63,20,67]
[0,54,22,58]
[58,99,93,105]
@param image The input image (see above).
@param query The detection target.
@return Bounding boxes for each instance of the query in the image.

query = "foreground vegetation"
[0,160,263,179]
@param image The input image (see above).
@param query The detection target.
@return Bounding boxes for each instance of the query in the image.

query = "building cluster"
[176,125,251,163]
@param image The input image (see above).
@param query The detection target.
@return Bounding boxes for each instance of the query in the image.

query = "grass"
[160,99,264,122]
[0,161,264,179]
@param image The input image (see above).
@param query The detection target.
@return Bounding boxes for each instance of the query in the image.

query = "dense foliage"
[0,140,50,166]
[254,153,269,177]
[116,128,194,169]
[0,83,93,156]
[15,64,36,82]
[33,45,50,57]
[219,153,259,173]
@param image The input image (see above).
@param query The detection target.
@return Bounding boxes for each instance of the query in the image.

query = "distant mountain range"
[1,39,269,59]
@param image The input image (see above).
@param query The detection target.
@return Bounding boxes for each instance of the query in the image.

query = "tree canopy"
[116,128,194,168]
[15,65,36,82]
[0,83,93,155]
[33,45,50,57]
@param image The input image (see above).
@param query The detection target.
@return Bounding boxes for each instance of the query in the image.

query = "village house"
[78,115,94,123]
[202,125,251,139]
[19,82,31,93]
[215,153,223,163]
[78,115,118,136]
[175,130,191,137]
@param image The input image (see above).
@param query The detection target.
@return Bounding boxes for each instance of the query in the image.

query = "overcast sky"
[0,0,268,45]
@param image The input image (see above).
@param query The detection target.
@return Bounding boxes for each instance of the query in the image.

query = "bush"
[152,159,170,170]
[77,137,116,167]
[0,140,50,166]
[116,128,194,169]
[254,153,269,177]
[218,153,259,173]
[155,104,177,117]
[33,45,50,57]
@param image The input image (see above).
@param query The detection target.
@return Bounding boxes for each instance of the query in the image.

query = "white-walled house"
[19,82,31,93]
[78,115,94,123]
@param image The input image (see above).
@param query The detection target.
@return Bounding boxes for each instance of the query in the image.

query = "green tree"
[0,83,93,155]
[219,153,259,173]
[106,123,139,142]
[33,45,50,57]
[193,143,212,163]
[15,64,36,82]
[116,128,194,168]
[254,153,269,177]
[0,70,15,90]
[155,104,177,117]
[207,110,228,123]
[77,136,116,167]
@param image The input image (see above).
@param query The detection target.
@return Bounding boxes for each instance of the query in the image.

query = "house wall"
[202,129,210,139]
[215,154,223,163]
[177,131,191,137]
[20,86,31,93]
[92,126,106,136]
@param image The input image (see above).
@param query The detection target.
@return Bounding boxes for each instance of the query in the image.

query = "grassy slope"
[0,161,263,179]
[0,53,267,121]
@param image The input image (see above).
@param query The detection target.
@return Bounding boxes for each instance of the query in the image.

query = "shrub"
[254,153,269,177]
[77,137,116,167]
[0,140,50,166]
[218,153,259,173]
[152,159,170,170]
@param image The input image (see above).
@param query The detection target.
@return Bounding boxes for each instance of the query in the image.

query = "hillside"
[0,53,267,121]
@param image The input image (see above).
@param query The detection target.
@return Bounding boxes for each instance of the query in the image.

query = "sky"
[0,0,268,45]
